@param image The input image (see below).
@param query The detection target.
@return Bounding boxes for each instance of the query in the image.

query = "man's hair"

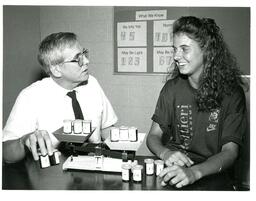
[169,16,246,111]
[37,32,78,74]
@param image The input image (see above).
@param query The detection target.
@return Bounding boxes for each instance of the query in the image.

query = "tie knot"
[67,90,76,99]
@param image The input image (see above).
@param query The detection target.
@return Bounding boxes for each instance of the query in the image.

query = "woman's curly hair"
[169,16,247,112]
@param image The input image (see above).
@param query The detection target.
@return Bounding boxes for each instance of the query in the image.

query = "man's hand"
[159,165,200,188]
[161,150,194,167]
[20,130,54,161]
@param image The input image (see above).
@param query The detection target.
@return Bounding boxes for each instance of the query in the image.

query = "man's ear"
[49,65,62,77]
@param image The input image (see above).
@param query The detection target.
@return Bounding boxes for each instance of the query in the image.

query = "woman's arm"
[146,121,168,158]
[159,141,239,188]
[191,141,239,180]
[147,121,194,167]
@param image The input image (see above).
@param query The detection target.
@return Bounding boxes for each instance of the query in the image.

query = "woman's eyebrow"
[180,44,190,48]
[171,45,190,49]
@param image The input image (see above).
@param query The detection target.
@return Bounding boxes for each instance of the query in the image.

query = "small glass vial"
[154,160,164,176]
[63,119,72,134]
[82,120,92,134]
[73,119,83,134]
[119,126,129,141]
[144,158,154,175]
[122,151,128,162]
[110,127,120,142]
[128,127,138,142]
[49,151,60,166]
[132,165,143,182]
[39,154,50,169]
[121,164,132,182]
[131,160,138,173]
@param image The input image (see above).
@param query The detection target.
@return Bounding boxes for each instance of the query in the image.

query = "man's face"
[173,33,204,80]
[59,44,89,86]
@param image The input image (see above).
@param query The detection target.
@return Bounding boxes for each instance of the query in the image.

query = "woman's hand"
[159,165,200,188]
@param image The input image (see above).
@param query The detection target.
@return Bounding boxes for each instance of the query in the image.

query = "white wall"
[39,6,166,155]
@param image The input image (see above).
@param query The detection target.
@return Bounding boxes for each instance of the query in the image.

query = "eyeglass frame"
[61,48,89,67]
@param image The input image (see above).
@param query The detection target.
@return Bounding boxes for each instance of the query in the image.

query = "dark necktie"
[67,90,84,120]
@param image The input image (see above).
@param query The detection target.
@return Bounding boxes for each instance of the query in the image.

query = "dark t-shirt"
[152,76,247,163]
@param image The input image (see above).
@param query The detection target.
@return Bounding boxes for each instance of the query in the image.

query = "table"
[2,154,234,190]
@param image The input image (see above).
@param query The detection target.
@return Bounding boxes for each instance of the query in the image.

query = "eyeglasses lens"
[78,49,89,67]
[78,55,83,67]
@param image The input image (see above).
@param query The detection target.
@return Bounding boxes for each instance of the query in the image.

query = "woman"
[146,16,247,188]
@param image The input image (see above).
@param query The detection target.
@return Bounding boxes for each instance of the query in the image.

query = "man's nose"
[83,56,89,66]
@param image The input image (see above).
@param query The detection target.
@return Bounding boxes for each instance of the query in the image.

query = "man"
[3,32,118,163]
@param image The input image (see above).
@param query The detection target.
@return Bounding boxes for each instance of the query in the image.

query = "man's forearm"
[3,139,26,163]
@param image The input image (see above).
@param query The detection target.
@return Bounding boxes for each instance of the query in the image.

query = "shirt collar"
[48,77,71,96]
[49,76,90,96]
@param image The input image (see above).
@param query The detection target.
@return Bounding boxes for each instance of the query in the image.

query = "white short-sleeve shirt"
[3,75,118,146]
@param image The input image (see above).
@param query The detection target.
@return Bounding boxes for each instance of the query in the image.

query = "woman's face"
[173,33,204,81]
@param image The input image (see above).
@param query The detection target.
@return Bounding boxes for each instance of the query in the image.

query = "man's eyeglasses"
[62,48,89,67]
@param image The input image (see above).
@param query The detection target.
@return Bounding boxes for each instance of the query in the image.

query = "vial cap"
[132,164,143,170]
[121,164,132,170]
[154,160,164,165]
[144,158,154,164]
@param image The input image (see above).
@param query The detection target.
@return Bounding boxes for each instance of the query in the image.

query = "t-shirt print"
[176,104,193,150]
[206,109,220,132]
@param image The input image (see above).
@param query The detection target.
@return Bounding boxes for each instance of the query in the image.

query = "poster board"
[114,7,175,74]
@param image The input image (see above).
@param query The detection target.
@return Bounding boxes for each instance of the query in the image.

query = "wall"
[189,7,250,75]
[3,6,41,125]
